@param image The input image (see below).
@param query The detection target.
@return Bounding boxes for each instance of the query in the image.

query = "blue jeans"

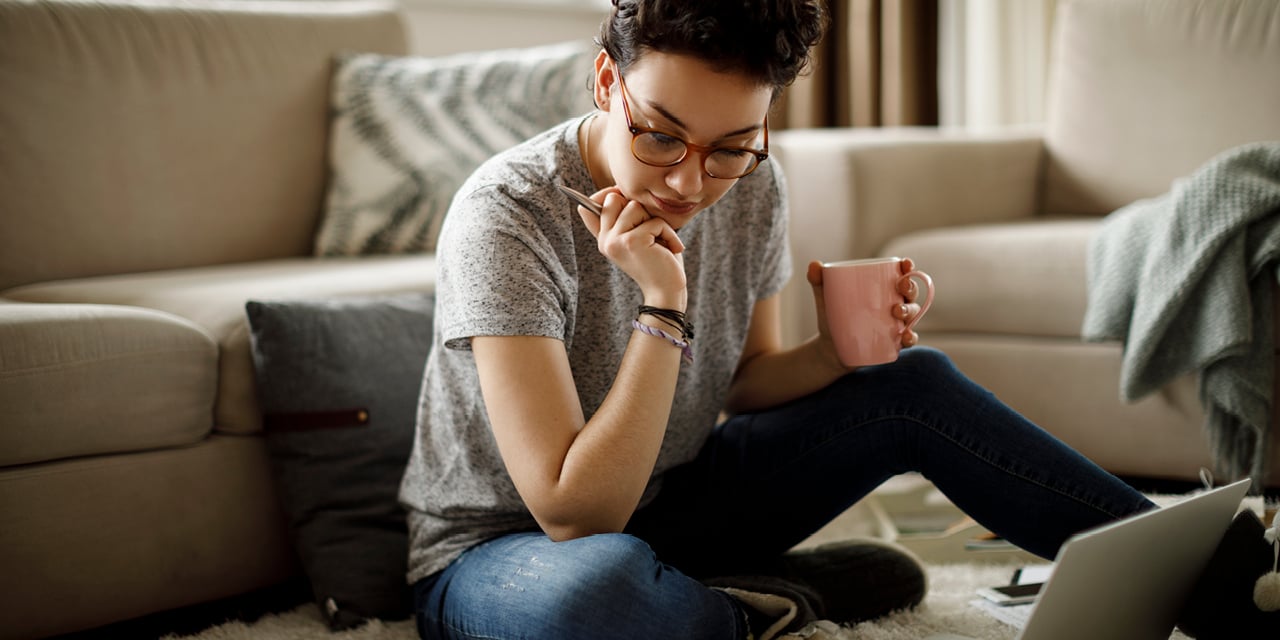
[413,347,1154,639]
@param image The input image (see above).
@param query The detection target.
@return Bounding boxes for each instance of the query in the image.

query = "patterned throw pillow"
[315,41,598,256]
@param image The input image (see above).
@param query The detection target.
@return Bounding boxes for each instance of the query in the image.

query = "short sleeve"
[755,159,793,300]
[436,184,571,351]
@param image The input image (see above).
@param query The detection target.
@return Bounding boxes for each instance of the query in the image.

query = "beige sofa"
[2,0,1277,637]
[0,0,616,634]
[773,0,1280,489]
[0,1,426,637]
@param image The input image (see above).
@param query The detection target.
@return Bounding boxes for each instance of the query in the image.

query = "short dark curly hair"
[597,0,827,100]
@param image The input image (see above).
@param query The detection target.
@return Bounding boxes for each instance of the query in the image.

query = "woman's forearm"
[544,324,685,539]
[477,312,687,542]
[723,335,849,414]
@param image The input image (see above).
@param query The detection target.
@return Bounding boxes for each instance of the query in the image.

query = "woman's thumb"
[807,260,824,287]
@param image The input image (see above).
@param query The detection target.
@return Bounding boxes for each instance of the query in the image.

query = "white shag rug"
[173,487,1241,640]
[165,562,1192,640]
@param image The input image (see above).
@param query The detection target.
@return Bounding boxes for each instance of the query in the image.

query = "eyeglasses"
[617,72,769,180]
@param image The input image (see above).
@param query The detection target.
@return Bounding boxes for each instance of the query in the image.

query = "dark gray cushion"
[245,292,434,630]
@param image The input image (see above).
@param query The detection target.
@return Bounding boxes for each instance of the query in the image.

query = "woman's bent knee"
[895,345,953,372]
[417,533,742,639]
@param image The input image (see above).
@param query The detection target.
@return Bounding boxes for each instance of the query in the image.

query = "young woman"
[399,1,1156,638]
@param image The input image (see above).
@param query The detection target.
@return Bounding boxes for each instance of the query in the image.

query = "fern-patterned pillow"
[315,41,597,256]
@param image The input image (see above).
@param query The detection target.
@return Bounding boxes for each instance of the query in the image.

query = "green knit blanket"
[1082,142,1280,489]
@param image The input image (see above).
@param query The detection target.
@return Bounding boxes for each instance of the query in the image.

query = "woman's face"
[590,50,773,231]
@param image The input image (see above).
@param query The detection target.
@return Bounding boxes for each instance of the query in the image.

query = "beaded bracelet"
[631,319,694,364]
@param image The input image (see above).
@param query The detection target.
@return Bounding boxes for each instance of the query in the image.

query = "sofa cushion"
[0,0,408,291]
[881,218,1099,339]
[2,255,435,435]
[0,433,297,639]
[245,293,434,629]
[314,40,597,257]
[1043,0,1280,215]
[0,303,216,467]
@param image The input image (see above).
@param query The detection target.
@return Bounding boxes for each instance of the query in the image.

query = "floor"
[50,473,1218,639]
[794,473,1043,565]
[49,578,313,640]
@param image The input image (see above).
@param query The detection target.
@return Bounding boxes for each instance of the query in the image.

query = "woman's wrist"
[631,319,693,364]
[641,290,687,313]
[808,334,853,378]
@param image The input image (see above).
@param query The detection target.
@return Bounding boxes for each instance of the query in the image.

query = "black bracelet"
[637,305,695,342]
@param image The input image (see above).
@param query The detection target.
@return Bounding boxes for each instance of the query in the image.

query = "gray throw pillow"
[314,40,597,257]
[244,292,434,630]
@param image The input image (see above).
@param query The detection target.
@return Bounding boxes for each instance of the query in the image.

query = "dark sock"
[1177,510,1279,639]
[707,538,927,634]
[773,539,927,624]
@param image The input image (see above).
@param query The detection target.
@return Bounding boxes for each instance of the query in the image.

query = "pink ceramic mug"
[822,257,935,367]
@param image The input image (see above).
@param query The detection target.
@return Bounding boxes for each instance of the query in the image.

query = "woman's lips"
[652,194,698,215]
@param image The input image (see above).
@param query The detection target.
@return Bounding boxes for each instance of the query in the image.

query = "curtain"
[777,0,939,129]
[937,0,1058,128]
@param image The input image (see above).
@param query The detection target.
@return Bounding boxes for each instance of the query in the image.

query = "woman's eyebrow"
[645,99,763,144]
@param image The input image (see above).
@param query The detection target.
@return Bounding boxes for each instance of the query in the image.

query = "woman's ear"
[592,50,615,112]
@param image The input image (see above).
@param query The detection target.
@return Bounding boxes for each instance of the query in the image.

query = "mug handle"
[898,270,935,334]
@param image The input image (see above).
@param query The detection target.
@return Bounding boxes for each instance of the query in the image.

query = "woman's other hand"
[807,258,923,365]
[893,257,922,348]
[805,260,847,373]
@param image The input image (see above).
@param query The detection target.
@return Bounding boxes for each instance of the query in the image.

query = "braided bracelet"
[631,319,694,364]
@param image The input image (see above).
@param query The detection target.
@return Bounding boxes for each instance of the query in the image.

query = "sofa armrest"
[771,126,1046,347]
[772,126,1046,260]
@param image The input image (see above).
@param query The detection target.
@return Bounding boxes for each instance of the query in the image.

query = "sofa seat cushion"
[881,217,1099,339]
[0,303,217,467]
[0,433,296,639]
[2,255,436,434]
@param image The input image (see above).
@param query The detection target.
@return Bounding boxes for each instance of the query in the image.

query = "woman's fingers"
[897,257,920,302]
[899,278,918,301]
[576,204,602,236]
[807,261,832,337]
[894,301,922,348]
[651,220,685,254]
[901,328,919,348]
[807,260,824,287]
[590,190,683,255]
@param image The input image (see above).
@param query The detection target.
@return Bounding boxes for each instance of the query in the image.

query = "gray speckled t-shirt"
[399,115,792,583]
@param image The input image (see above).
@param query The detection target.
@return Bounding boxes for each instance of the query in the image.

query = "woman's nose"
[665,154,704,197]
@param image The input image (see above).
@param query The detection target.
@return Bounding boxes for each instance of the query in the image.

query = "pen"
[556,184,602,216]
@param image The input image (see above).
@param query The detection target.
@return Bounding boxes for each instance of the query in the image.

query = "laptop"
[929,478,1251,640]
